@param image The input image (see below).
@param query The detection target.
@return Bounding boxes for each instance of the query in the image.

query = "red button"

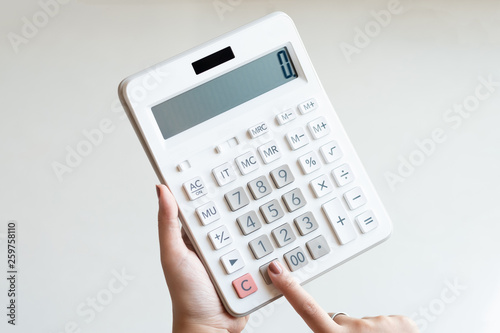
[232,273,258,298]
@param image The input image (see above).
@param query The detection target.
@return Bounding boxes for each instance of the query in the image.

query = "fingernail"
[269,261,282,275]
[156,185,161,199]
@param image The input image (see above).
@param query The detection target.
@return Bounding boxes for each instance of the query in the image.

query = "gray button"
[259,199,285,223]
[249,234,274,259]
[236,211,262,235]
[270,165,295,188]
[271,223,296,248]
[306,235,330,260]
[282,188,307,212]
[224,187,250,211]
[283,246,309,272]
[294,211,319,236]
[247,176,273,200]
[259,259,278,285]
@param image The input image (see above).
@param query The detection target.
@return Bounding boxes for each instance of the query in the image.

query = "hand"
[157,183,418,333]
[267,260,420,333]
[157,184,249,333]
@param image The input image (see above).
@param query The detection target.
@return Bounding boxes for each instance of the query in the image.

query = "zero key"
[232,273,258,298]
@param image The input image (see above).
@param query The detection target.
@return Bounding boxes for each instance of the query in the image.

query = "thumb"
[157,184,187,266]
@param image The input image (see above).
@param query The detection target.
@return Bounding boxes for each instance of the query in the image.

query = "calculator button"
[298,151,321,174]
[235,151,260,175]
[276,109,296,125]
[259,260,278,285]
[258,140,282,164]
[294,211,319,236]
[232,273,258,298]
[344,187,367,210]
[224,187,250,211]
[308,117,330,140]
[332,164,354,187]
[286,127,309,150]
[216,137,239,154]
[320,141,343,164]
[298,98,317,114]
[248,121,269,138]
[356,210,379,233]
[282,188,307,212]
[236,211,262,235]
[212,162,237,187]
[271,223,297,248]
[220,249,245,274]
[259,199,285,223]
[284,246,309,271]
[176,160,191,172]
[310,174,334,198]
[208,225,233,250]
[322,198,357,245]
[270,165,295,188]
[247,176,273,200]
[249,234,274,259]
[182,176,207,201]
[195,201,221,226]
[306,235,330,260]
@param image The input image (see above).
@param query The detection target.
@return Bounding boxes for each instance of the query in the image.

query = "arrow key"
[220,249,245,274]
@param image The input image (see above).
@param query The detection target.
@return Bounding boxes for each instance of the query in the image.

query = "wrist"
[173,321,229,333]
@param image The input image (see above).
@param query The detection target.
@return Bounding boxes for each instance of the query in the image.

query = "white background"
[1,0,500,332]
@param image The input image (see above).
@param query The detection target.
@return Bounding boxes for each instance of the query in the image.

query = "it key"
[232,273,258,298]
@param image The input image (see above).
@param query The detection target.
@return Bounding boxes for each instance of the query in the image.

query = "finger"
[328,313,356,325]
[157,184,187,262]
[268,261,339,333]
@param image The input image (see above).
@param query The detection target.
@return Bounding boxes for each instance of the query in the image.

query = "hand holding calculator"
[119,12,392,317]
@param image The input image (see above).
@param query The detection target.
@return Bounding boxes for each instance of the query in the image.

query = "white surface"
[1,0,499,332]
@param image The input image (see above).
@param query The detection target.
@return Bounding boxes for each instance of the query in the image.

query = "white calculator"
[119,12,392,317]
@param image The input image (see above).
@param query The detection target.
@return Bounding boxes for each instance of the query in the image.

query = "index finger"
[267,261,340,333]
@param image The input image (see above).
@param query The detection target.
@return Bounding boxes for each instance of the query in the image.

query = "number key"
[224,187,250,211]
[247,176,272,200]
[294,211,319,236]
[270,165,295,188]
[249,234,274,259]
[283,246,309,271]
[282,188,306,212]
[236,211,262,235]
[259,199,285,223]
[271,223,296,248]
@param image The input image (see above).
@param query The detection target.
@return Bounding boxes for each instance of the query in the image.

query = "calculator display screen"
[152,47,298,139]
